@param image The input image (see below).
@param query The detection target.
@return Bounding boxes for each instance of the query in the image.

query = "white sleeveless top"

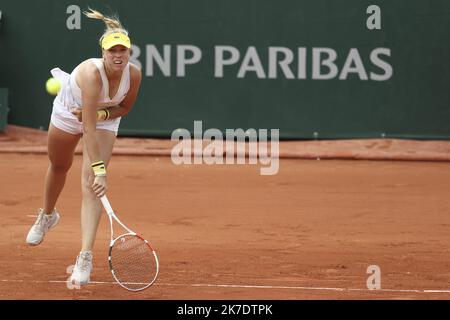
[51,58,130,116]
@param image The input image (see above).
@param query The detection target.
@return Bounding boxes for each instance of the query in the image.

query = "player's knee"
[50,161,72,175]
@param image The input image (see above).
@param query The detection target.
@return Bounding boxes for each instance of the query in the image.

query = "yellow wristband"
[97,110,108,121]
[91,161,107,176]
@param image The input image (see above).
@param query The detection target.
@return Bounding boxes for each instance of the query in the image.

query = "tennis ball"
[45,77,61,96]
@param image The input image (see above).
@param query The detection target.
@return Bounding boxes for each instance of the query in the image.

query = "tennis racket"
[100,195,159,291]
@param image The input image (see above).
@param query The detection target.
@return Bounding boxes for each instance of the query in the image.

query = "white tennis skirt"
[51,102,121,136]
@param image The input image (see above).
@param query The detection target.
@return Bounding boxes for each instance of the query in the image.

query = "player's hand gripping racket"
[100,195,159,291]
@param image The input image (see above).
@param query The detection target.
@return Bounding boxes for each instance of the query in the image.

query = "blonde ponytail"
[83,8,129,46]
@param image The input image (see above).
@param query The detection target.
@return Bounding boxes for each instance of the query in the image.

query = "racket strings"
[110,235,157,290]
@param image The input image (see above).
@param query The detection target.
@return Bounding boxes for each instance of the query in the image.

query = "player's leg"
[26,123,81,245]
[70,129,116,285]
[43,124,81,214]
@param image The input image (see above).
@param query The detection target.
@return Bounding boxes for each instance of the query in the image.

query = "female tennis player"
[25,8,142,286]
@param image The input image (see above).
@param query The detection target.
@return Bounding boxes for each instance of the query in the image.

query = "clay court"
[2,126,450,300]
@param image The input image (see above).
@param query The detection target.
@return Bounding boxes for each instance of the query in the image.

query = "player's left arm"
[71,64,142,122]
[105,63,142,120]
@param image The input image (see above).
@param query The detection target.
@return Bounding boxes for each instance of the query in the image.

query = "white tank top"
[51,58,130,113]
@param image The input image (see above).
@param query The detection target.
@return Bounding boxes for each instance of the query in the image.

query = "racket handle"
[100,195,114,215]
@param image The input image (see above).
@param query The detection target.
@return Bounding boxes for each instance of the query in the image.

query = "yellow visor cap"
[101,33,131,50]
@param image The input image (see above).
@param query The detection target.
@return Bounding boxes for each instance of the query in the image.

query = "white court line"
[2,279,450,294]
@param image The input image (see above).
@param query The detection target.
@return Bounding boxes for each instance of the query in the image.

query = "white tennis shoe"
[70,251,93,286]
[26,209,60,245]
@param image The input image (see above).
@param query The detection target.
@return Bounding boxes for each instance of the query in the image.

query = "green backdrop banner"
[0,0,449,139]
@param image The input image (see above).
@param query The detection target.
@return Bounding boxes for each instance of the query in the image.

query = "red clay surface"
[2,155,450,299]
[1,126,450,300]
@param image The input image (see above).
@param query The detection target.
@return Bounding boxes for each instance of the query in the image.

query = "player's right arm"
[77,62,107,197]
